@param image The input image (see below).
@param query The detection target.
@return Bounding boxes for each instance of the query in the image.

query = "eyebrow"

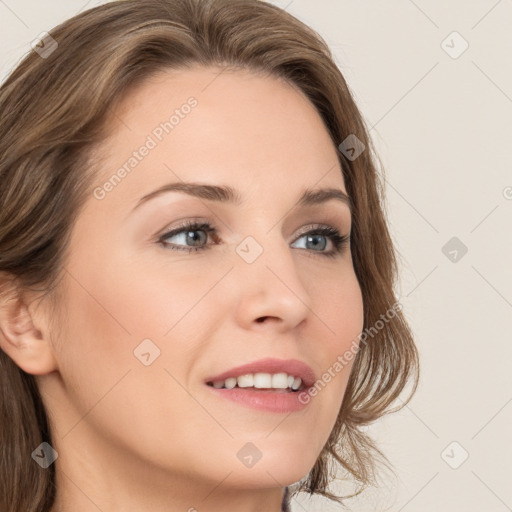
[132,181,352,214]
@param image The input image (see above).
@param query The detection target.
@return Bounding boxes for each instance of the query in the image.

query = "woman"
[0,0,419,510]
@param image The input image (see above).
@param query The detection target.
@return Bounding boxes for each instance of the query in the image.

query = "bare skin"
[1,67,364,511]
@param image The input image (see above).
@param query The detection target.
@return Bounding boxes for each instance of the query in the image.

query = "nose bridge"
[232,225,313,326]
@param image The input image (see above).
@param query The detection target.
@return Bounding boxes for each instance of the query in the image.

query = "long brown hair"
[0,0,419,510]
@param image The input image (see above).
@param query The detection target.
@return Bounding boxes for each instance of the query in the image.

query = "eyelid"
[295,223,338,236]
[156,217,212,237]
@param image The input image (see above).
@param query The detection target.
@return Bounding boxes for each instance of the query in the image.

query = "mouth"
[204,358,316,413]
[206,372,307,392]
[203,358,315,413]
[204,357,316,390]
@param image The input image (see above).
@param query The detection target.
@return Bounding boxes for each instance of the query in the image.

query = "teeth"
[224,377,237,389]
[271,373,288,389]
[209,372,303,391]
[253,373,271,388]
[237,374,254,387]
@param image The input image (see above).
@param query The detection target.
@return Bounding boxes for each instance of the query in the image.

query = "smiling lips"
[205,357,316,389]
[208,371,304,391]
[205,357,316,412]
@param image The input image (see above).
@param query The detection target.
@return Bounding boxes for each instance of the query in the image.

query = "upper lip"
[204,357,316,388]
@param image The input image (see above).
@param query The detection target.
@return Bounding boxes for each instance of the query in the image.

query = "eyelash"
[157,220,350,259]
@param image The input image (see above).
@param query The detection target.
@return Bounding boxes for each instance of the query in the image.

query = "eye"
[157,221,218,253]
[290,225,350,258]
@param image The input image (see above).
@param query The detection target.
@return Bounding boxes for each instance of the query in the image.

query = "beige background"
[1,1,511,511]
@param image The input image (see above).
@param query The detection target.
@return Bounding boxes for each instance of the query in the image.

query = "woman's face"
[40,67,364,495]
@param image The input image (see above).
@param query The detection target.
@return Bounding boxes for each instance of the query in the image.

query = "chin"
[223,448,318,488]
[225,465,311,489]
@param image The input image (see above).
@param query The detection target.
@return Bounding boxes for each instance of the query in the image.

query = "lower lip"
[206,385,311,413]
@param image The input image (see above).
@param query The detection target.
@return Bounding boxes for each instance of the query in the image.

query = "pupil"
[187,230,205,245]
[307,234,326,250]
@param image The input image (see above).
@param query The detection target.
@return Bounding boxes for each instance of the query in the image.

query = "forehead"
[92,66,347,207]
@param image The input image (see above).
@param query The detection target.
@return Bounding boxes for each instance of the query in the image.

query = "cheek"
[66,243,210,344]
[304,266,363,417]
[103,249,226,338]
[55,250,215,411]
[308,263,364,351]
[53,271,209,463]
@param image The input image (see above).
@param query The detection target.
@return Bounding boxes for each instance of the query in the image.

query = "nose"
[232,232,314,332]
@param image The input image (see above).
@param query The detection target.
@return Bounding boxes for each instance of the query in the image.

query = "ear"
[0,273,58,375]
